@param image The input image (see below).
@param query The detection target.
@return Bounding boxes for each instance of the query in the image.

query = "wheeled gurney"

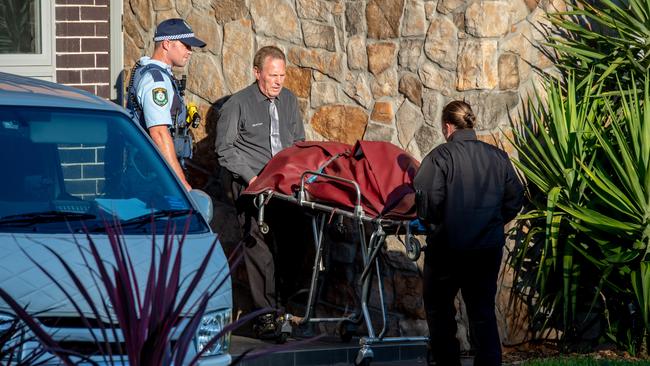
[242,141,428,365]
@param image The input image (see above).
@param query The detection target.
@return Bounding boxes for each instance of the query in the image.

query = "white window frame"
[0,0,56,80]
[110,0,123,101]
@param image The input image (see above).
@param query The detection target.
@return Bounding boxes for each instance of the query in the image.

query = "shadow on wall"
[188,94,239,247]
[186,94,262,335]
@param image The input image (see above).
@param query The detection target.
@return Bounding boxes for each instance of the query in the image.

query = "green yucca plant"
[508,0,650,355]
[508,72,604,344]
[508,72,650,355]
[569,76,650,353]
[547,0,650,91]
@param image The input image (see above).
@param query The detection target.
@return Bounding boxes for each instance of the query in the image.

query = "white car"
[0,72,232,365]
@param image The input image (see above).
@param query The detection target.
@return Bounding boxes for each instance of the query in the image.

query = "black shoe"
[253,313,278,340]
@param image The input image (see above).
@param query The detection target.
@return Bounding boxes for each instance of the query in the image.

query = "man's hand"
[149,125,192,191]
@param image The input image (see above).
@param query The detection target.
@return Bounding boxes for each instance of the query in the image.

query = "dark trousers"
[423,245,503,366]
[231,178,311,311]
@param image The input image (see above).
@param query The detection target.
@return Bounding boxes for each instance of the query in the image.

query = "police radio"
[175,75,201,129]
[178,75,187,96]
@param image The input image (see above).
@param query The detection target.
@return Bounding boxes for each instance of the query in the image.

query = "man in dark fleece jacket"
[414,101,524,366]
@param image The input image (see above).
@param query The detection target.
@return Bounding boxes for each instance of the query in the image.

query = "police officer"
[127,18,206,191]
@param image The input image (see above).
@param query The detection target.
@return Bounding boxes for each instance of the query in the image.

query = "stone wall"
[124,0,563,345]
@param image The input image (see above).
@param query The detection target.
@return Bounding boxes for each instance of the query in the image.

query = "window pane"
[0,0,41,54]
[0,107,207,234]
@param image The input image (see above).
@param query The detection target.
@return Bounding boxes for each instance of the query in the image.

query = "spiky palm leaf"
[508,73,606,345]
[570,76,650,352]
[509,70,650,354]
[547,0,650,90]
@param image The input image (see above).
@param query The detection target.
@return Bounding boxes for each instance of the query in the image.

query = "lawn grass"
[517,358,650,365]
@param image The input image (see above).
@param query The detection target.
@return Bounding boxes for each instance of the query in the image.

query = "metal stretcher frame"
[253,170,428,366]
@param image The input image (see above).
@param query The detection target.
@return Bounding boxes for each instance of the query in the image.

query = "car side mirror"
[188,189,213,223]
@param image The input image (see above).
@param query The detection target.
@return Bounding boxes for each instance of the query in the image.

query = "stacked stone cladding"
[124,0,564,346]
[56,0,111,98]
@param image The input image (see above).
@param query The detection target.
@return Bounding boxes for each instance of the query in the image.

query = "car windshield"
[0,106,208,234]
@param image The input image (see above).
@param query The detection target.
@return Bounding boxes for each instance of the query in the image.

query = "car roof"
[0,71,125,113]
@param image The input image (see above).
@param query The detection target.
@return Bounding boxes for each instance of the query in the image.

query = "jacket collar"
[253,82,281,103]
[448,129,477,142]
[139,56,172,73]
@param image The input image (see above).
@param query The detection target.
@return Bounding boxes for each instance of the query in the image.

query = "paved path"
[328,358,474,365]
[232,335,478,366]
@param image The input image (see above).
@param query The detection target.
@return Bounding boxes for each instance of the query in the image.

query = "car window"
[0,106,208,234]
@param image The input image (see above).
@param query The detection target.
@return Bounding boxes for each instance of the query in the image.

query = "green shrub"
[509,71,649,355]
[508,0,650,355]
[547,0,650,91]
[517,357,646,366]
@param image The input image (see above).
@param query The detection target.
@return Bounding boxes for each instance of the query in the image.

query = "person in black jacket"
[414,101,524,366]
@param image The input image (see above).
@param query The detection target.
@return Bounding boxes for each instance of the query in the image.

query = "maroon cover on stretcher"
[242,141,420,220]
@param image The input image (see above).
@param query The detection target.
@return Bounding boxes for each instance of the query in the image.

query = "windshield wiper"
[88,209,193,232]
[0,211,96,227]
[121,209,192,226]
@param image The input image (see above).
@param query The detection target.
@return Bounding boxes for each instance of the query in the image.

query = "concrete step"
[230,335,430,366]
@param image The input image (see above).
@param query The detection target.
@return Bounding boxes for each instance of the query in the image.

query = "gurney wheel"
[354,356,372,366]
[407,236,421,261]
[260,222,270,234]
[355,345,374,366]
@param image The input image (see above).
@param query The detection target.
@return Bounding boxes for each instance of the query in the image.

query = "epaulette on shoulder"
[148,68,165,82]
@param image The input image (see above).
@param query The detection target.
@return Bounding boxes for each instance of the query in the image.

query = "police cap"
[154,18,206,48]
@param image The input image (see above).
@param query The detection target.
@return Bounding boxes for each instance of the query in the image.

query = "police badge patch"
[152,88,168,106]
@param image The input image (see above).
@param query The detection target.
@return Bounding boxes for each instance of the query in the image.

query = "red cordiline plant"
[0,316,52,365]
[0,214,265,365]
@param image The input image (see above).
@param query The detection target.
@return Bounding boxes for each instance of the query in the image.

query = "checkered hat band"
[154,33,195,41]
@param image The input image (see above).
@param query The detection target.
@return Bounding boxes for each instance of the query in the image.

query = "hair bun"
[441,100,476,131]
[463,112,476,128]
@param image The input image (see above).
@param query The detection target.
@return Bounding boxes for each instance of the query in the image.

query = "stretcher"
[243,141,428,366]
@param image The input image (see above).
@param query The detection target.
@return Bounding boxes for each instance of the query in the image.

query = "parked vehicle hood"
[0,232,232,318]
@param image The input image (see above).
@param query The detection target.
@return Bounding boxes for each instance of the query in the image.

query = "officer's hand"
[182,180,192,191]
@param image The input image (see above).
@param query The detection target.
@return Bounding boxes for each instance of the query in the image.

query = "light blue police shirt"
[136,56,175,129]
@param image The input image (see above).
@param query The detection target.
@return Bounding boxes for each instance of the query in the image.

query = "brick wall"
[59,144,105,199]
[55,0,111,98]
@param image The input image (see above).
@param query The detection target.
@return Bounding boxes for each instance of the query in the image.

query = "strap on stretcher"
[306,152,348,184]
